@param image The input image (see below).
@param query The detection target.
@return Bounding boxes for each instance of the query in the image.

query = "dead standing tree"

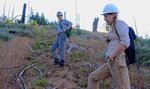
[92,17,99,32]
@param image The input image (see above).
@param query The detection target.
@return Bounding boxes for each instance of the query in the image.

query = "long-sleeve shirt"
[56,19,72,34]
[106,20,130,57]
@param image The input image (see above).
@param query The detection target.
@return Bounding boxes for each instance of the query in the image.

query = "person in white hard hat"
[88,4,131,89]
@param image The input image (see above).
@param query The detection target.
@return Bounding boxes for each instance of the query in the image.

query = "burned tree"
[92,17,99,32]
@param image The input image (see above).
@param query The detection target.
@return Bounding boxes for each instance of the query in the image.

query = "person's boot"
[59,60,64,67]
[54,58,59,65]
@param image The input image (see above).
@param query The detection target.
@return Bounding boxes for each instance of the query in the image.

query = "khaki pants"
[88,53,130,89]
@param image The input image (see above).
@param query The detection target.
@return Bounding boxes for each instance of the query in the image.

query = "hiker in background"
[50,11,72,67]
[88,4,131,89]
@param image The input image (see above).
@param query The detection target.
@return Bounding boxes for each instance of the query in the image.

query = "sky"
[0,0,150,37]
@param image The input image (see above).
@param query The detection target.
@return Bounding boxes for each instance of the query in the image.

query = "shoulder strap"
[114,25,121,41]
[59,21,64,29]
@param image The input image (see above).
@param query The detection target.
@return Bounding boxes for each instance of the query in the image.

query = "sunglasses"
[57,15,63,17]
[104,13,114,17]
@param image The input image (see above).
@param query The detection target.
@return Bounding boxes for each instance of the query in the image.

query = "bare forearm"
[110,44,126,58]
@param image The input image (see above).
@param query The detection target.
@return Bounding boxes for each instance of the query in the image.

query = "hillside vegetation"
[0,23,150,89]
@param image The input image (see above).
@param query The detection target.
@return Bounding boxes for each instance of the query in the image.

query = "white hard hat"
[102,4,119,15]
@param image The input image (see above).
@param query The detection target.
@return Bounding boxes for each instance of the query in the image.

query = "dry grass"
[67,32,107,64]
[0,37,32,89]
[66,33,150,89]
[0,29,149,89]
[129,65,150,89]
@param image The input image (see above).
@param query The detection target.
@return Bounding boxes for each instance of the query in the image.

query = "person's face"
[103,13,116,25]
[57,15,63,21]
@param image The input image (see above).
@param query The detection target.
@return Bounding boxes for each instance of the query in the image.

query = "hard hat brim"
[101,12,119,15]
[57,15,63,16]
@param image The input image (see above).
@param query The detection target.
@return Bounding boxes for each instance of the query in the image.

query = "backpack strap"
[59,21,64,30]
[114,24,121,41]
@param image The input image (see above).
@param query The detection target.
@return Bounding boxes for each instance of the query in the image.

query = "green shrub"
[70,51,85,58]
[0,31,15,41]
[69,51,87,63]
[4,19,13,25]
[34,77,48,87]
[32,26,55,51]
[28,20,39,26]
[135,37,150,67]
